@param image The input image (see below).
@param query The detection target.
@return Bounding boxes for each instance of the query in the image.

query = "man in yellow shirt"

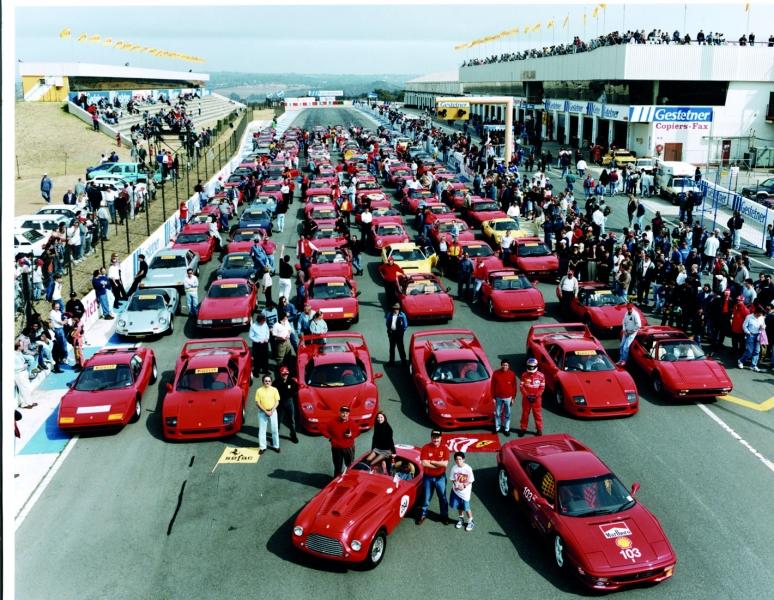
[255,376,280,454]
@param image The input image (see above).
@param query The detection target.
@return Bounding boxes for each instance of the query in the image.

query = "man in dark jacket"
[385,303,408,366]
[274,366,298,444]
[457,252,474,301]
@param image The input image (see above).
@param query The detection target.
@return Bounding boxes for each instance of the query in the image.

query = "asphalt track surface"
[16,108,774,599]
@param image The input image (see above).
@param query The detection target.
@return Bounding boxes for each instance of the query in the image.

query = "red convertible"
[292,445,422,567]
[369,221,410,250]
[627,326,733,399]
[395,273,454,323]
[510,237,559,278]
[480,269,545,319]
[400,189,435,214]
[196,278,257,331]
[462,198,506,228]
[172,223,217,263]
[297,333,381,433]
[58,345,157,430]
[497,434,677,590]
[526,324,639,418]
[308,248,353,279]
[559,282,648,335]
[306,276,361,326]
[162,338,252,440]
[409,329,494,429]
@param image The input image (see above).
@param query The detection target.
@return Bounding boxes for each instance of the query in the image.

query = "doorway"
[664,143,683,161]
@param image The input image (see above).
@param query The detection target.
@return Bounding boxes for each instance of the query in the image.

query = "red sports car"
[370,221,410,250]
[58,345,157,430]
[395,273,454,323]
[311,224,347,250]
[297,333,381,433]
[356,189,388,206]
[305,187,334,204]
[409,329,494,429]
[307,205,338,222]
[446,240,502,279]
[526,324,639,418]
[162,338,252,440]
[172,224,217,263]
[292,445,422,568]
[480,269,545,319]
[559,283,648,335]
[422,203,453,226]
[308,248,353,279]
[463,198,507,228]
[306,276,361,325]
[226,227,268,254]
[401,189,435,214]
[429,217,475,246]
[196,278,257,331]
[496,434,677,591]
[627,326,733,399]
[510,237,560,278]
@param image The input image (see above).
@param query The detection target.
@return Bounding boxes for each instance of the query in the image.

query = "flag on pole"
[599,2,608,9]
[524,24,531,33]
[533,22,542,32]
[547,19,555,29]
[562,15,569,29]
[76,33,88,43]
[592,7,599,18]
[744,2,750,11]
[583,12,587,25]
[59,28,71,40]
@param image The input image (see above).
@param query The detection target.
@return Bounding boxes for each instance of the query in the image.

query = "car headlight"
[572,395,586,405]
[231,317,244,324]
[159,317,168,325]
[223,413,236,425]
[198,319,212,325]
[432,398,446,407]
[293,526,304,537]
[118,320,126,327]
[364,398,376,409]
[350,540,362,551]
[625,391,638,403]
[217,274,223,279]
[165,416,177,427]
[302,403,313,412]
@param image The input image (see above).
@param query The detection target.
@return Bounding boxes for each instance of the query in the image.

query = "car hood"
[660,360,731,387]
[60,387,135,412]
[402,293,453,313]
[303,382,377,418]
[143,269,187,287]
[559,370,635,407]
[591,305,648,329]
[561,506,675,571]
[493,287,544,309]
[226,241,253,253]
[308,263,353,279]
[472,210,507,223]
[165,390,243,428]
[199,296,252,319]
[516,255,559,270]
[308,298,358,317]
[435,381,491,415]
[120,308,167,329]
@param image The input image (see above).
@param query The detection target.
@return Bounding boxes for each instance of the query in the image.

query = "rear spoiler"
[410,329,476,346]
[95,344,139,355]
[180,338,248,357]
[528,323,591,340]
[300,332,366,350]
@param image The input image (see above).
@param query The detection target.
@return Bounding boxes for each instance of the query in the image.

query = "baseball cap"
[430,430,442,438]
[339,406,351,413]
[279,366,290,375]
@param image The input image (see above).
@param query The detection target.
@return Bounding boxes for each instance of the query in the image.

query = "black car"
[216,252,258,281]
[742,177,774,201]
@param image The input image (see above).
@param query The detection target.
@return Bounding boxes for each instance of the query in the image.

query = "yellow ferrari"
[482,218,538,246]
[601,149,636,167]
[379,242,437,274]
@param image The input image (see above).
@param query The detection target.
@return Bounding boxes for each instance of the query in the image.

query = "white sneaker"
[738,362,744,369]
[751,366,760,372]
[465,520,475,532]
[455,517,464,529]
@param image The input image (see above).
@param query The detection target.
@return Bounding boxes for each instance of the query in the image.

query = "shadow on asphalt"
[381,363,431,429]
[144,369,173,441]
[266,468,331,490]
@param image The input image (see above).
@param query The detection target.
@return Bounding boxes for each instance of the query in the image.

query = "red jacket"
[491,369,517,398]
[731,301,750,334]
[324,418,358,449]
[520,371,545,400]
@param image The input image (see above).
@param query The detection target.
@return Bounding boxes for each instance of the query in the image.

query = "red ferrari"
[497,434,677,590]
[306,276,361,326]
[173,224,216,262]
[510,237,559,278]
[292,445,423,568]
[429,217,475,246]
[627,326,733,399]
[409,329,494,429]
[58,345,157,430]
[370,221,411,251]
[196,278,257,331]
[559,283,648,336]
[526,324,639,418]
[162,338,252,440]
[226,227,267,254]
[462,198,507,229]
[297,333,381,433]
[308,248,353,279]
[395,273,454,323]
[480,269,545,319]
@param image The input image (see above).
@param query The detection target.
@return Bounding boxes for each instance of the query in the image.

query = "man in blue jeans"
[417,430,452,525]
[92,268,114,320]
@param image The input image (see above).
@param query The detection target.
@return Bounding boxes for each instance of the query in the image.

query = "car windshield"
[316,251,346,264]
[411,190,433,199]
[390,248,425,261]
[557,474,634,517]
[657,341,706,361]
[176,233,209,244]
[377,225,403,235]
[313,209,337,219]
[494,220,517,231]
[464,244,493,258]
[671,177,697,189]
[23,219,60,231]
[582,290,626,307]
[227,175,242,183]
[563,350,615,372]
[177,366,235,391]
[358,182,380,190]
[430,360,489,383]
[315,229,340,240]
[474,202,500,212]
[244,211,269,220]
[209,283,249,298]
[437,221,466,233]
[38,208,74,217]
[428,205,450,215]
[234,231,261,241]
[74,364,133,391]
[262,184,282,192]
[308,195,331,203]
[405,279,443,295]
[223,255,251,268]
[518,243,551,257]
[492,274,532,290]
[311,282,352,299]
[373,208,398,217]
[127,294,165,311]
[150,255,186,269]
[307,362,367,387]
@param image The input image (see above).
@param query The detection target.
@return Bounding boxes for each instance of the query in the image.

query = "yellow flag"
[88,34,100,43]
[533,22,542,31]
[524,24,531,33]
[77,33,87,43]
[59,28,71,40]
[547,19,555,29]
[103,38,113,46]
[592,6,599,18]
[599,2,608,9]
[114,40,125,49]
[562,15,569,29]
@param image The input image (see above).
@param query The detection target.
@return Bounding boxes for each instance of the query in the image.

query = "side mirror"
[631,482,640,497]
[374,372,383,380]
[355,291,362,297]
[166,382,173,393]
[67,380,75,388]
[446,287,451,293]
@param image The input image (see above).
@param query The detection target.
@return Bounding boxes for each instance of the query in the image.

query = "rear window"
[151,255,186,269]
[208,283,250,298]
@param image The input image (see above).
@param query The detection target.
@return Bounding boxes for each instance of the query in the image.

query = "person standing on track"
[183,267,199,318]
[274,365,299,444]
[618,302,642,366]
[417,430,451,525]
[323,406,359,477]
[249,312,271,377]
[518,358,545,437]
[385,303,408,366]
[255,375,281,455]
[491,360,517,435]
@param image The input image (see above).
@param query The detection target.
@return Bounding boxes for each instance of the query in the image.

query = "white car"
[36,205,80,220]
[15,228,48,258]
[16,214,69,234]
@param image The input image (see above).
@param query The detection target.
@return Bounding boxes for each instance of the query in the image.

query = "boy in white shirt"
[450,452,476,531]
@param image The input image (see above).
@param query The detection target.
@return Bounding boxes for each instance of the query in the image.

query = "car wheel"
[554,535,567,570]
[241,404,246,427]
[364,531,387,569]
[168,318,174,335]
[353,312,360,324]
[652,372,663,395]
[497,467,511,498]
[250,371,254,385]
[556,387,565,408]
[150,360,158,384]
[488,299,496,317]
[130,395,142,423]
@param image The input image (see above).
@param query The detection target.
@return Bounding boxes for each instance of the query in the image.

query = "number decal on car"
[619,548,642,562]
[523,487,534,502]
[399,495,410,518]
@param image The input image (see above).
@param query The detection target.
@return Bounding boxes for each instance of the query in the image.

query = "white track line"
[15,436,78,530]
[695,403,774,474]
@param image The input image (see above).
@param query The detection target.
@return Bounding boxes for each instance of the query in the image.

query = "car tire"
[168,318,174,335]
[556,387,565,409]
[652,372,663,395]
[130,395,142,423]
[150,360,158,384]
[364,531,387,569]
[241,404,246,428]
[497,467,512,498]
[353,312,360,324]
[488,299,496,318]
[553,535,567,570]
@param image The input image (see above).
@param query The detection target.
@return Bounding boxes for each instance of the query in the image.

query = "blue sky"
[14,3,773,75]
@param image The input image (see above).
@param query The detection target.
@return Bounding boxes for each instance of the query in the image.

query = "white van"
[655,161,700,204]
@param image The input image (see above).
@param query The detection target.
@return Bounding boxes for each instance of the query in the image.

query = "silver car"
[140,248,199,291]
[116,288,179,338]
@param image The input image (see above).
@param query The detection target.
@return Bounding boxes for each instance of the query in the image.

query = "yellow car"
[601,149,636,167]
[379,243,437,275]
[482,218,538,246]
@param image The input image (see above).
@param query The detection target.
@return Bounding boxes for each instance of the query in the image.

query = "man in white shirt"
[559,270,579,313]
[702,230,720,272]
[592,205,605,237]
[272,314,294,366]
[183,268,199,318]
[618,303,642,365]
[359,207,373,238]
[739,307,765,371]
